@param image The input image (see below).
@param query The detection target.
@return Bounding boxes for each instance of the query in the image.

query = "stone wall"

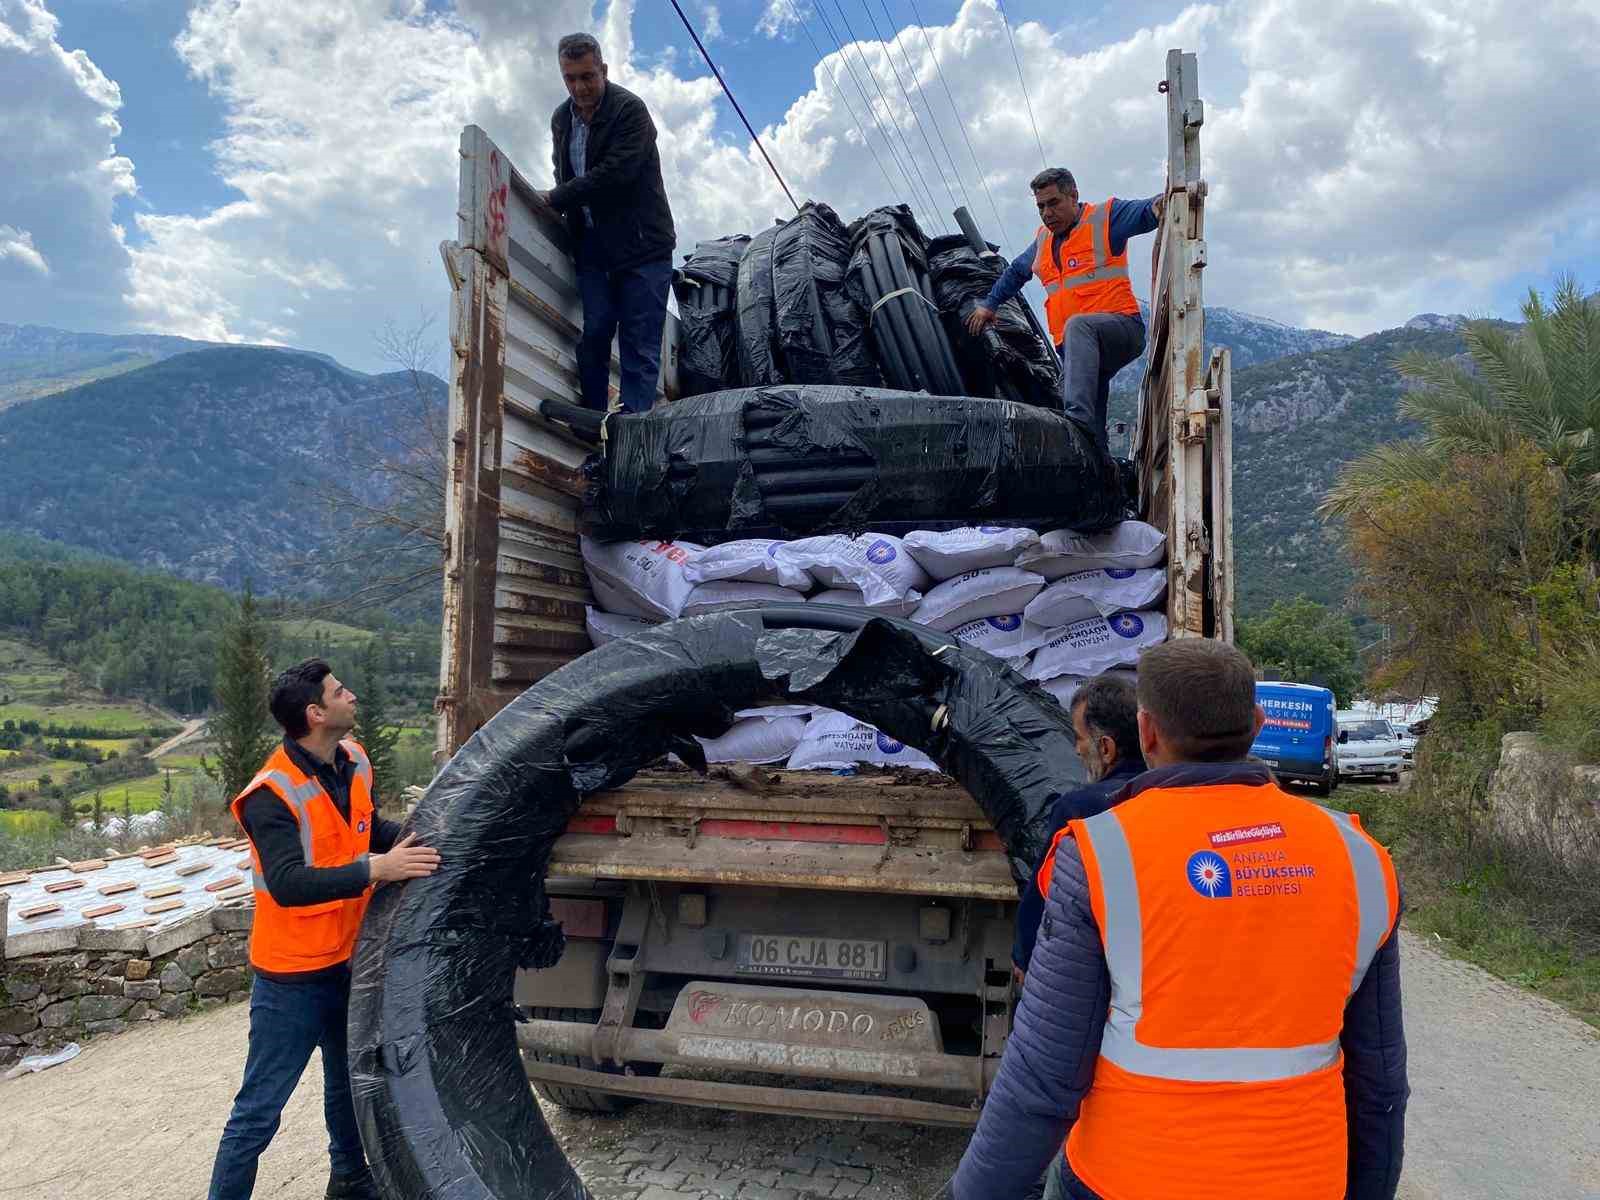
[1488,732,1600,876]
[0,905,253,1070]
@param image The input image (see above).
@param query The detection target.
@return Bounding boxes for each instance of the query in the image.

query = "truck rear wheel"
[519,1006,658,1115]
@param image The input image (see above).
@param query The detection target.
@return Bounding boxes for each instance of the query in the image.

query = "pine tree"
[92,789,104,833]
[122,789,133,833]
[352,636,402,811]
[203,586,278,801]
[56,788,73,829]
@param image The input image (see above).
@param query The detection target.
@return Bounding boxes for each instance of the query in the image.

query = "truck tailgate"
[553,768,1014,899]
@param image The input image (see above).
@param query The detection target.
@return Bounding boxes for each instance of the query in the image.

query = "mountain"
[0,346,446,597]
[0,324,221,410]
[1108,305,1355,398]
[1229,323,1478,614]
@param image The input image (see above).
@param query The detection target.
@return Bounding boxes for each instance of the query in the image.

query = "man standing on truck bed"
[207,660,440,1200]
[537,33,676,415]
[952,639,1409,1200]
[965,169,1161,452]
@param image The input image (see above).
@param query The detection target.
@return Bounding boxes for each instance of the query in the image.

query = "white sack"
[582,537,705,620]
[586,606,657,647]
[808,587,921,619]
[685,539,814,590]
[786,710,941,772]
[775,534,930,607]
[1025,568,1167,626]
[1025,612,1168,681]
[948,614,1053,660]
[697,715,810,764]
[902,526,1040,580]
[681,580,807,617]
[1017,521,1167,579]
[734,705,821,720]
[911,567,1046,633]
[1035,667,1138,710]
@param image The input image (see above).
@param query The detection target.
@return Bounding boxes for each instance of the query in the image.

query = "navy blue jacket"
[954,762,1409,1200]
[981,196,1162,314]
[1012,758,1147,973]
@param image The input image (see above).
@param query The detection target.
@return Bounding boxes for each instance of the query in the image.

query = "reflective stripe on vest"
[1032,201,1139,342]
[1077,803,1391,1083]
[238,767,325,893]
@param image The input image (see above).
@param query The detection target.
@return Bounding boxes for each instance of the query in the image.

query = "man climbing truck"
[435,49,1229,1121]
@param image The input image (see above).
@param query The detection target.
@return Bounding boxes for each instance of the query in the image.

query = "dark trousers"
[1057,313,1146,452]
[576,253,673,414]
[208,972,366,1199]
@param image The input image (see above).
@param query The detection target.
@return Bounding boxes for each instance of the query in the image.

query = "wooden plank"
[82,903,126,920]
[143,883,183,899]
[0,870,29,886]
[44,879,86,894]
[69,859,108,872]
[19,902,61,919]
[204,875,246,893]
[175,861,212,878]
[144,898,184,915]
[98,880,137,896]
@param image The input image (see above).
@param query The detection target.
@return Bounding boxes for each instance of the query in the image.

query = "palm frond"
[1462,320,1560,448]
[1320,439,1449,519]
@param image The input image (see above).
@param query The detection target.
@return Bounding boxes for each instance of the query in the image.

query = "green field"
[0,636,178,736]
[0,700,176,733]
[0,756,84,788]
[274,618,375,647]
[71,772,175,815]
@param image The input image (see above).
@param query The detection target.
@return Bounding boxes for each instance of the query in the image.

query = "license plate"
[735,933,888,981]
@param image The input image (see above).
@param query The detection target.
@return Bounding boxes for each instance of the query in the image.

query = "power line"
[905,0,1013,249]
[666,0,802,214]
[994,0,1048,171]
[860,0,964,217]
[880,0,972,218]
[808,0,941,232]
[784,0,901,202]
[826,0,945,230]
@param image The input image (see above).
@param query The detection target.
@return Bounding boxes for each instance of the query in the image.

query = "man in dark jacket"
[954,640,1408,1200]
[1012,674,1145,977]
[538,33,676,414]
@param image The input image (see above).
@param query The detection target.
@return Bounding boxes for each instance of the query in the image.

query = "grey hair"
[1029,167,1077,195]
[1072,673,1143,768]
[558,32,603,63]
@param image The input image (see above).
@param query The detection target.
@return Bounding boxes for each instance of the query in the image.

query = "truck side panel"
[439,126,678,755]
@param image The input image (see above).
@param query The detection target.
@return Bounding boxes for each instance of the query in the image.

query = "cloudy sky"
[2,0,1597,373]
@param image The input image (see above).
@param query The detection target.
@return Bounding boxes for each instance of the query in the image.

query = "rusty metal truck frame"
[434,48,1231,1124]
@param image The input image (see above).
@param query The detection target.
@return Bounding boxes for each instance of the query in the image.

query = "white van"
[1334,711,1407,782]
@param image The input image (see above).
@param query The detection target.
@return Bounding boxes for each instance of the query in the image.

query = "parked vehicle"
[1335,712,1406,782]
[1392,722,1418,767]
[437,53,1228,1124]
[1251,682,1336,795]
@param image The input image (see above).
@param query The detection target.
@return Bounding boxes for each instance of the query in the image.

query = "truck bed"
[558,767,1013,900]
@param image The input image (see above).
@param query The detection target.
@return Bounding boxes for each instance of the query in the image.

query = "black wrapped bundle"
[926,234,1064,408]
[771,202,881,387]
[348,606,1086,1199]
[582,384,1125,543]
[672,235,749,397]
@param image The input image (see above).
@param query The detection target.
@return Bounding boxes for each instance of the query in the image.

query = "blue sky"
[2,0,1597,372]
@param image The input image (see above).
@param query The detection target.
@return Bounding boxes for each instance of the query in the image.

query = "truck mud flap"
[349,607,1085,1199]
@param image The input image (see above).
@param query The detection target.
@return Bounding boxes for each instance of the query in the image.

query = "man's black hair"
[269,658,333,739]
[1072,673,1144,768]
[1030,167,1077,195]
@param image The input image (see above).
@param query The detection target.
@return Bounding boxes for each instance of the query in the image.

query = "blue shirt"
[568,105,595,228]
[981,196,1162,313]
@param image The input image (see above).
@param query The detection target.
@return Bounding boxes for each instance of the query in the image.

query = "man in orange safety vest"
[952,638,1409,1200]
[967,168,1161,453]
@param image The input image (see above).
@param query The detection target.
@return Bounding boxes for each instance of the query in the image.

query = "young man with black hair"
[207,659,440,1200]
[956,639,1408,1200]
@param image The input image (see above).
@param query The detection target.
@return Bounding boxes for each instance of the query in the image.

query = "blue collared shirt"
[568,105,595,228]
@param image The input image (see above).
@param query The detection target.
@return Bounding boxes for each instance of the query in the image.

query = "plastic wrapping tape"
[349,606,1086,1199]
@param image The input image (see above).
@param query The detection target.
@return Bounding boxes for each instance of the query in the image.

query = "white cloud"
[3,0,1599,369]
[0,0,134,322]
[700,3,723,43]
[0,225,49,275]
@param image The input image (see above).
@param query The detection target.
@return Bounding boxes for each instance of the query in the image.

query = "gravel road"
[1,935,1594,1200]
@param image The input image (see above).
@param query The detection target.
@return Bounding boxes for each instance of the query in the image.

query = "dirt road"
[145,718,207,761]
[1,936,1595,1200]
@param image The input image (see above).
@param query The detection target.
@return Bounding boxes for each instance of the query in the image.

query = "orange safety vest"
[1036,781,1398,1199]
[230,739,376,974]
[1031,199,1141,347]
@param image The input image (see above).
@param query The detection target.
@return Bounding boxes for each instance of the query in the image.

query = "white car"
[1335,713,1406,782]
[1391,723,1418,767]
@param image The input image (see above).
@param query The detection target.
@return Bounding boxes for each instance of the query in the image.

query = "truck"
[433,48,1231,1126]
